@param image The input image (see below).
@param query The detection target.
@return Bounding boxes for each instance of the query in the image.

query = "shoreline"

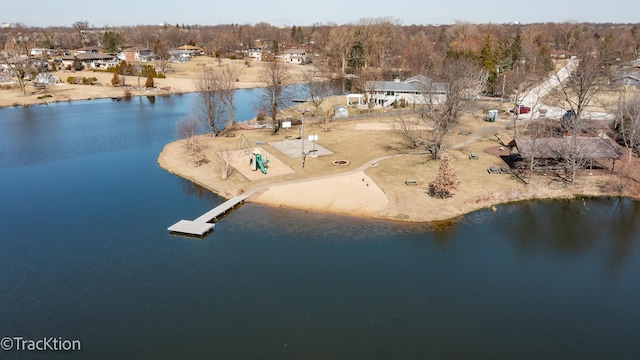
[157,132,635,224]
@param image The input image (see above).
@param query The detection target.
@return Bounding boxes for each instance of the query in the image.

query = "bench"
[405,180,418,186]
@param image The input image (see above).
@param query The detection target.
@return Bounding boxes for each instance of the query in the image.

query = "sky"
[3,0,638,28]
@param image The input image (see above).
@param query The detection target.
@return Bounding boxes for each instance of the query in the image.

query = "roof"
[366,75,447,93]
[61,53,115,61]
[514,137,620,159]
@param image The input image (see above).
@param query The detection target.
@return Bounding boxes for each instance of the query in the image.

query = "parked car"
[562,109,576,120]
[509,105,531,114]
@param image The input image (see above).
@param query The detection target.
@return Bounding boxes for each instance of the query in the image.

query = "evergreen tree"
[430,152,459,198]
[145,73,154,88]
[111,72,120,86]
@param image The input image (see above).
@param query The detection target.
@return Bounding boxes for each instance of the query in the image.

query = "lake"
[0,93,639,359]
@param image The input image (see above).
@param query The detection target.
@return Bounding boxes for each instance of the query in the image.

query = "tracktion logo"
[1,336,81,352]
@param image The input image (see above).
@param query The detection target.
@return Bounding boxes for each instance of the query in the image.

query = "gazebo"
[346,94,364,106]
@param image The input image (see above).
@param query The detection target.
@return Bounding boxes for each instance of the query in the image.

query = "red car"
[510,106,531,114]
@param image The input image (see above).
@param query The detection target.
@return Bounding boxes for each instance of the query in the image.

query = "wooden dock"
[167,194,249,236]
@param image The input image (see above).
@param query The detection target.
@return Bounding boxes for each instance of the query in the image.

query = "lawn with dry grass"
[158,98,630,222]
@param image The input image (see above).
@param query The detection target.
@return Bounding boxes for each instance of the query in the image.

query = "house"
[168,49,191,62]
[612,59,640,88]
[284,49,307,64]
[177,45,203,55]
[248,48,263,61]
[365,75,447,107]
[74,46,101,55]
[117,47,157,62]
[29,48,55,57]
[60,53,117,70]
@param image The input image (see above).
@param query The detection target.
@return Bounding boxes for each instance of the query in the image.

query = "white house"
[30,48,55,57]
[284,49,308,64]
[365,75,447,107]
[248,48,263,61]
[117,47,157,62]
[60,53,117,69]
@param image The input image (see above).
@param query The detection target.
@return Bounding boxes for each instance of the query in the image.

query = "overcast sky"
[3,0,638,28]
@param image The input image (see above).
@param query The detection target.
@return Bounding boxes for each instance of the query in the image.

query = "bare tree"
[194,68,226,136]
[1,33,35,95]
[616,91,640,160]
[405,56,487,159]
[72,21,91,47]
[218,147,235,180]
[176,115,203,156]
[551,42,609,182]
[257,61,293,133]
[302,64,332,130]
[430,152,459,198]
[216,63,244,127]
[327,25,359,76]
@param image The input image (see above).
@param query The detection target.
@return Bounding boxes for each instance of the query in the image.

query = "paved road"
[520,58,614,122]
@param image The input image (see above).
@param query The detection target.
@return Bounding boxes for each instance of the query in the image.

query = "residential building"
[60,53,117,69]
[365,75,447,107]
[284,49,307,64]
[117,47,157,62]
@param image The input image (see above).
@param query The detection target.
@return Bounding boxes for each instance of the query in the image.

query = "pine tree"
[145,73,154,88]
[430,152,460,198]
[111,72,120,86]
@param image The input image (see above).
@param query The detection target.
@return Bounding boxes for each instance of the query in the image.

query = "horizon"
[3,0,639,28]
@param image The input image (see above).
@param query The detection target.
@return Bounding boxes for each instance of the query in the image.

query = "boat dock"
[167,194,249,236]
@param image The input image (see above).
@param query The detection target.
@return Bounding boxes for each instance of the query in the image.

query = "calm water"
[1,94,639,359]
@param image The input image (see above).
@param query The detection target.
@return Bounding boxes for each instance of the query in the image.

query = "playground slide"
[256,154,267,174]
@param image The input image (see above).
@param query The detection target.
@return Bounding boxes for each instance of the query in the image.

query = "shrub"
[82,77,97,85]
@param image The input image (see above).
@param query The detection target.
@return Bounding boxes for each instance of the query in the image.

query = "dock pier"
[167,194,249,236]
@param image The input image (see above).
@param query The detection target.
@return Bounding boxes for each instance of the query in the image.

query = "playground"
[222,145,295,181]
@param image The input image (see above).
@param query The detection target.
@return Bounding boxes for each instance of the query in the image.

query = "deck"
[167,194,249,236]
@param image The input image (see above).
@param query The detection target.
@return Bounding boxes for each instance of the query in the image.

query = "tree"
[257,61,293,133]
[1,33,37,96]
[302,65,331,129]
[216,63,243,127]
[72,56,84,71]
[551,41,609,182]
[430,152,459,198]
[111,72,121,86]
[194,68,226,136]
[176,115,203,158]
[152,38,171,75]
[72,21,91,47]
[616,91,640,160]
[102,31,122,53]
[145,73,154,88]
[405,55,487,159]
[327,25,358,76]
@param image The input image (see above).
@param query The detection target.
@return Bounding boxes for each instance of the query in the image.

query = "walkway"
[168,194,249,236]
